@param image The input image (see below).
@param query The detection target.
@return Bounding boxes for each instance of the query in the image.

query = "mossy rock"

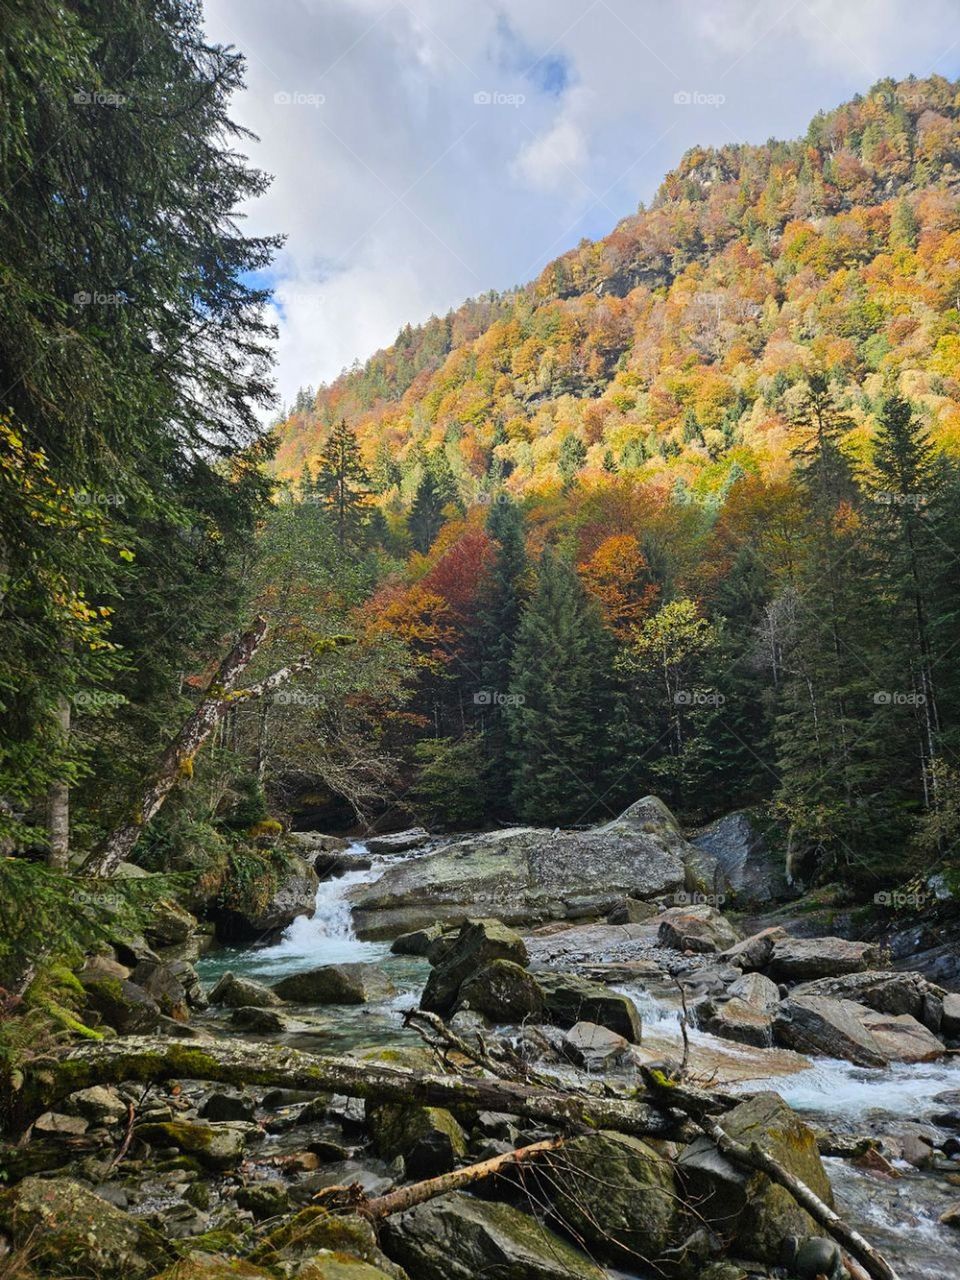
[251,1207,405,1278]
[420,919,529,1016]
[368,1104,467,1177]
[148,1253,273,1279]
[0,1176,174,1279]
[296,1256,403,1280]
[455,958,545,1023]
[136,1120,249,1170]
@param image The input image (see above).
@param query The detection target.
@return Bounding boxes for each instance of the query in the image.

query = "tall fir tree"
[314,419,369,548]
[408,469,445,554]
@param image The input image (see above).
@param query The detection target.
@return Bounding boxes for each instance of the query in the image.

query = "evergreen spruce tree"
[508,549,614,824]
[558,434,588,491]
[314,418,369,548]
[408,469,445,554]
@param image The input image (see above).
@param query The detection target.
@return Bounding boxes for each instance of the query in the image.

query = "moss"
[252,1208,383,1268]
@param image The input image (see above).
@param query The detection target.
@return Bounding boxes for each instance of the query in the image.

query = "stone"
[942,992,960,1037]
[774,995,943,1065]
[940,1202,960,1229]
[144,898,198,947]
[315,850,373,879]
[81,974,162,1033]
[253,1205,405,1278]
[767,936,880,981]
[390,923,445,956]
[381,1192,605,1280]
[691,810,790,904]
[678,1092,833,1263]
[455,959,545,1022]
[208,971,282,1009]
[66,1085,127,1126]
[538,1130,679,1265]
[33,1111,89,1137]
[130,959,189,1020]
[235,1181,291,1220]
[368,1104,467,1178]
[296,1258,402,1280]
[695,996,774,1048]
[352,796,696,935]
[536,972,642,1042]
[212,853,320,942]
[720,926,789,972]
[230,1006,289,1033]
[860,1008,945,1062]
[0,1176,173,1279]
[80,952,132,982]
[420,919,528,1015]
[606,896,658,924]
[728,971,781,1010]
[657,904,740,953]
[365,827,430,854]
[135,1120,250,1170]
[200,1092,257,1122]
[562,1022,632,1070]
[273,963,397,1005]
[149,1255,274,1279]
[791,969,945,1032]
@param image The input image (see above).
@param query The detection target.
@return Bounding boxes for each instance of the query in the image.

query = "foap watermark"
[76,490,125,506]
[872,89,926,109]
[673,889,726,908]
[673,89,725,108]
[73,690,125,710]
[874,889,927,910]
[474,689,525,707]
[874,491,927,509]
[674,690,725,707]
[274,91,325,108]
[73,89,126,107]
[473,90,525,108]
[273,689,322,709]
[476,492,513,507]
[73,290,126,308]
[73,888,125,911]
[873,690,926,706]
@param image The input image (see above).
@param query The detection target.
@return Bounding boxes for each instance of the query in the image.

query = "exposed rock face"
[791,969,945,1033]
[606,897,658,924]
[352,797,695,936]
[315,849,373,879]
[145,898,199,947]
[381,1192,605,1280]
[368,1103,467,1178]
[695,995,775,1047]
[773,994,944,1065]
[562,1022,632,1070]
[0,1176,174,1279]
[692,811,790,904]
[678,1092,834,1263]
[208,971,282,1009]
[767,936,881,981]
[455,958,545,1022]
[211,853,320,942]
[657,903,740,953]
[365,827,431,854]
[420,919,528,1016]
[130,959,189,1020]
[720,926,789,971]
[390,923,446,956]
[273,963,397,1005]
[536,972,642,1042]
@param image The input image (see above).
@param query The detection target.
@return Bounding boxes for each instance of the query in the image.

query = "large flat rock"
[774,994,944,1065]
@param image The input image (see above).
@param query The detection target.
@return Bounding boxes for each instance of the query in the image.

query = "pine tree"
[558,434,588,491]
[508,549,614,824]
[314,419,369,547]
[408,469,445,554]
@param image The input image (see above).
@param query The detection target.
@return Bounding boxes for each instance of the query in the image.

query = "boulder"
[273,963,397,1005]
[366,827,430,854]
[149,1255,274,1280]
[235,1182,291,1220]
[536,972,642,1042]
[368,1104,467,1178]
[539,1130,679,1265]
[130,959,189,1020]
[692,811,790,904]
[791,969,945,1033]
[144,898,198,947]
[287,831,351,854]
[0,1177,173,1279]
[296,1258,402,1280]
[352,797,695,934]
[381,1192,605,1280]
[65,1085,127,1126]
[695,996,775,1048]
[420,919,528,1016]
[135,1119,251,1170]
[773,995,943,1065]
[315,849,373,879]
[230,1005,289,1033]
[253,1205,405,1279]
[657,904,740,953]
[728,971,781,1010]
[720,926,789,972]
[33,1111,89,1137]
[390,923,446,956]
[767,936,880,982]
[678,1092,833,1263]
[80,974,162,1033]
[208,971,282,1009]
[562,1022,632,1070]
[606,896,658,924]
[79,952,131,982]
[455,959,545,1023]
[212,853,320,942]
[944,993,960,1038]
[200,1091,257,1122]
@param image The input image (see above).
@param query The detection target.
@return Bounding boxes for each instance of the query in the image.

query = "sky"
[202,0,960,412]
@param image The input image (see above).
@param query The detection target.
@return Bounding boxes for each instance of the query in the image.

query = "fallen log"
[24,1036,687,1140]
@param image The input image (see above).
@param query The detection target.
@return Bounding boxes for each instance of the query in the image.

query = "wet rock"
[562,1021,632,1069]
[368,1104,467,1177]
[791,969,945,1032]
[353,796,694,934]
[315,849,373,879]
[366,827,430,854]
[253,1205,405,1278]
[678,1092,833,1263]
[535,1130,679,1265]
[130,959,189,1020]
[262,1088,319,1109]
[454,958,545,1022]
[81,974,162,1033]
[287,831,351,854]
[135,1120,251,1170]
[774,995,943,1065]
[212,853,320,942]
[235,1181,291,1220]
[273,963,397,1005]
[381,1191,605,1280]
[767,936,880,981]
[420,919,528,1015]
[208,971,282,1009]
[860,1008,945,1062]
[606,896,658,924]
[199,1091,256,1122]
[536,972,642,1042]
[694,996,774,1048]
[657,903,740,953]
[940,1202,960,1229]
[0,1176,174,1279]
[720,926,789,972]
[390,923,445,956]
[692,810,790,904]
[230,1006,289,1033]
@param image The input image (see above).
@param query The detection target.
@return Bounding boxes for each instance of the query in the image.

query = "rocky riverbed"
[4,801,960,1280]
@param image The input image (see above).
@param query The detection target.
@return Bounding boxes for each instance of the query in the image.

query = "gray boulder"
[366,827,431,854]
[208,970,282,1009]
[455,959,545,1023]
[767,936,881,981]
[213,853,320,941]
[657,904,740,953]
[694,996,775,1047]
[537,972,642,1042]
[562,1022,632,1070]
[774,994,943,1065]
[390,923,446,956]
[692,811,790,904]
[230,1005,289,1033]
[420,919,528,1016]
[791,969,945,1033]
[720,926,789,971]
[273,962,397,1005]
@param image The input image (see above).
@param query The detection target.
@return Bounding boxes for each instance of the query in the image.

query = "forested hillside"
[268,75,960,890]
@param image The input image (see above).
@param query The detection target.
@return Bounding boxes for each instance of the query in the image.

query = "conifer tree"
[314,419,369,548]
[409,470,444,554]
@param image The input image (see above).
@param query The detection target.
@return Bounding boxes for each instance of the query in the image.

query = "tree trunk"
[45,692,71,868]
[23,1036,686,1139]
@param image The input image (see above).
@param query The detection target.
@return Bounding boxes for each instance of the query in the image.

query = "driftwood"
[25,1036,686,1139]
[640,1067,901,1280]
